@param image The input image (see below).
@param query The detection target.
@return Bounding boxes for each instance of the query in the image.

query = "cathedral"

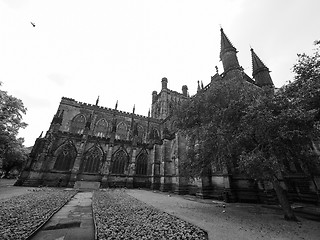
[16,29,319,204]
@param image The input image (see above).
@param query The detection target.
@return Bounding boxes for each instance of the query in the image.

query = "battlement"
[61,97,76,102]
[154,88,188,98]
[60,97,160,122]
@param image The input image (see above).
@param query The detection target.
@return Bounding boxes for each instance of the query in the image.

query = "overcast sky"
[1,0,319,147]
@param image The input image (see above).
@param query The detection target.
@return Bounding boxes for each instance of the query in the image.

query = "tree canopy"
[176,79,260,177]
[175,41,320,221]
[0,82,28,177]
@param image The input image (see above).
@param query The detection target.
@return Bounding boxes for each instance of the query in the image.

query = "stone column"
[150,145,155,189]
[101,144,113,188]
[159,139,172,192]
[68,138,86,187]
[126,148,136,188]
[222,164,236,202]
[150,144,160,190]
[173,132,189,195]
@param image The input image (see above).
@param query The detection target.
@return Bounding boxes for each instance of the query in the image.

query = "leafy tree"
[238,92,319,221]
[176,41,320,221]
[288,40,320,199]
[0,82,28,177]
[288,40,320,114]
[2,138,28,178]
[176,79,259,178]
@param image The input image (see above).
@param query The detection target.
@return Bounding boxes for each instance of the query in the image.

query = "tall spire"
[251,48,269,76]
[147,109,151,143]
[95,96,99,106]
[220,28,237,60]
[250,48,274,87]
[219,28,241,74]
[130,105,135,128]
[115,100,118,110]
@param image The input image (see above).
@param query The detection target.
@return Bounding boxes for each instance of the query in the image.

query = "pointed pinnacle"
[115,100,118,110]
[251,48,269,77]
[220,28,237,59]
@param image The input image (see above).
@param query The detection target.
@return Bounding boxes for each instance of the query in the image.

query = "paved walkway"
[127,189,320,240]
[31,192,95,240]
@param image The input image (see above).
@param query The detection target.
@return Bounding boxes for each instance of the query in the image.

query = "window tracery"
[116,122,127,140]
[80,146,103,173]
[111,150,127,174]
[137,125,144,142]
[94,119,108,137]
[136,151,148,175]
[70,114,86,134]
[54,142,77,171]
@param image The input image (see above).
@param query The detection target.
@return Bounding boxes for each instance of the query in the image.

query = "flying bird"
[30,22,36,27]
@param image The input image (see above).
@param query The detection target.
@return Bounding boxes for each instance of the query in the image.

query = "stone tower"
[251,48,274,87]
[220,28,242,80]
[151,77,188,120]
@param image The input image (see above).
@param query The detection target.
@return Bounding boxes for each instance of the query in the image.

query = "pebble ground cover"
[93,189,208,240]
[0,188,76,240]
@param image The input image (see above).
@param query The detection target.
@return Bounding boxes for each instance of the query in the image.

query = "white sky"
[1,0,319,147]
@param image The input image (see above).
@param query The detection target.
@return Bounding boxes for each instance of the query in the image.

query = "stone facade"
[16,28,320,204]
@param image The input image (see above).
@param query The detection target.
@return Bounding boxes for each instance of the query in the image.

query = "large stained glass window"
[137,125,144,143]
[70,115,86,134]
[111,150,128,174]
[80,146,103,173]
[54,143,77,171]
[116,122,127,140]
[94,119,108,137]
[136,152,148,175]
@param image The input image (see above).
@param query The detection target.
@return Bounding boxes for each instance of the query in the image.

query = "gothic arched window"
[137,125,144,142]
[111,150,128,174]
[116,122,127,140]
[153,128,160,139]
[54,143,77,171]
[80,146,103,173]
[136,151,148,175]
[94,119,108,137]
[70,115,86,134]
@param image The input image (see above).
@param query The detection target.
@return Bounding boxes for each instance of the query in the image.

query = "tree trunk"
[310,175,320,204]
[272,179,298,221]
[3,170,10,179]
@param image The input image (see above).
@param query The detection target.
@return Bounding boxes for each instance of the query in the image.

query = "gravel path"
[127,189,320,240]
[0,188,76,240]
[93,189,208,239]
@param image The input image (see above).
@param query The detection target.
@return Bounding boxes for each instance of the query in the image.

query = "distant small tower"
[197,81,201,93]
[250,48,274,88]
[161,77,168,89]
[182,85,188,96]
[152,91,158,103]
[220,28,242,76]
